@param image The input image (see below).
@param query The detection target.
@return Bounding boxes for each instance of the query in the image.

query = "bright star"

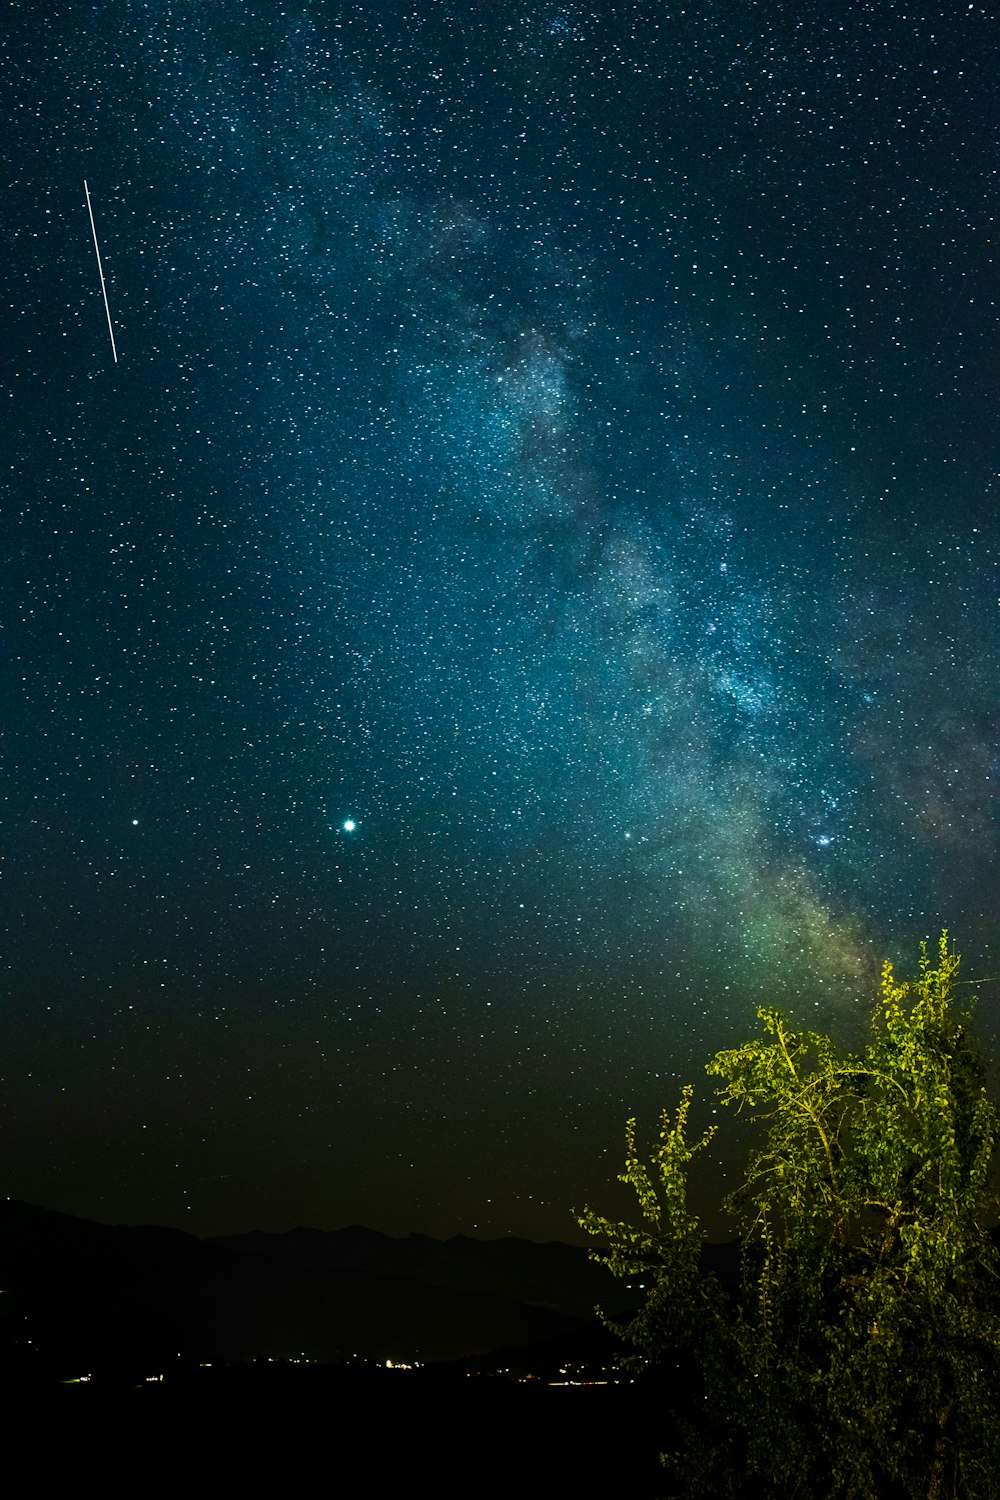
[342,819,357,833]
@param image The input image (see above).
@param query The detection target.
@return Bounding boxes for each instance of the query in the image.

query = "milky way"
[2,2,996,1238]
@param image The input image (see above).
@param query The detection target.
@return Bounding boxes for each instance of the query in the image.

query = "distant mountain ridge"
[209,1222,635,1319]
[0,1198,649,1368]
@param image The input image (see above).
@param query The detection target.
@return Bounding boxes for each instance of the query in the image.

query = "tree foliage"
[577,936,1000,1498]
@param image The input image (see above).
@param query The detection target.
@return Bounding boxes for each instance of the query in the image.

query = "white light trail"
[83,179,118,363]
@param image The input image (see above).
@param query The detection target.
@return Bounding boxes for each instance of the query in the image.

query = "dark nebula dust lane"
[1,1,996,1240]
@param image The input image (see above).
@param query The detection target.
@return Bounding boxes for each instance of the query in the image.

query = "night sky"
[2,2,996,1242]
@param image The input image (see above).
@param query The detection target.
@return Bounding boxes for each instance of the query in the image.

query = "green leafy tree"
[577,935,1000,1498]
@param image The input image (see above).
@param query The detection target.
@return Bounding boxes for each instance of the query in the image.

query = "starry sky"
[2,1,997,1242]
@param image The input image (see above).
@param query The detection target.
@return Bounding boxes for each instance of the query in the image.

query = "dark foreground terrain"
[1,1350,676,1495]
[0,1199,685,1492]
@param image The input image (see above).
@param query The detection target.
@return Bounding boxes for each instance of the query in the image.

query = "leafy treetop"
[577,934,1000,1500]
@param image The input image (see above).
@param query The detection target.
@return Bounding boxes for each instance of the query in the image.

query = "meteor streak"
[83,179,118,363]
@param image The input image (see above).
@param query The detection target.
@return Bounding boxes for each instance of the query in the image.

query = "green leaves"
[574,1086,720,1354]
[576,935,1000,1499]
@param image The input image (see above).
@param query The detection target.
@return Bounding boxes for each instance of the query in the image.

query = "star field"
[1,1,996,1240]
